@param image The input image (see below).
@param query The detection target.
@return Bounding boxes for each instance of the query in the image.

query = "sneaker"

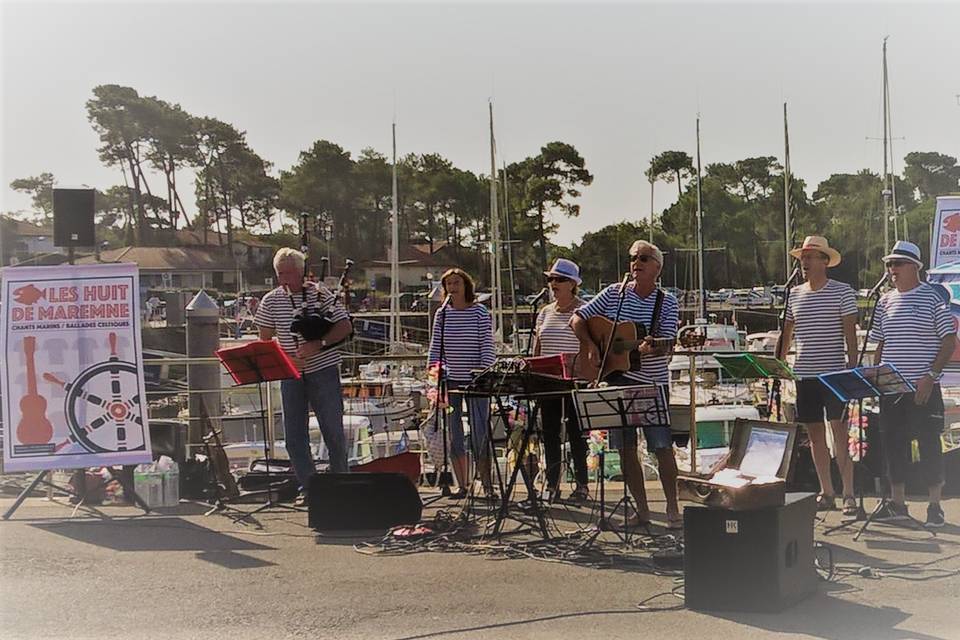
[625,508,650,528]
[817,494,837,511]
[874,501,909,522]
[924,503,945,529]
[294,491,308,507]
[842,496,859,517]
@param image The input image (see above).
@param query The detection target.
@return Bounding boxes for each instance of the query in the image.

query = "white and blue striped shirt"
[427,303,497,382]
[254,283,350,374]
[575,285,679,384]
[868,282,955,383]
[785,279,858,377]
[535,299,583,356]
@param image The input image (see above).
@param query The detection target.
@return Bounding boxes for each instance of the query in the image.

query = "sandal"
[816,494,837,511]
[569,484,590,503]
[625,508,651,527]
[842,496,858,517]
[666,511,683,530]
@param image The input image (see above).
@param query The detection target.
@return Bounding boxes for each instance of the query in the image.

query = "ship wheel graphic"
[43,332,144,454]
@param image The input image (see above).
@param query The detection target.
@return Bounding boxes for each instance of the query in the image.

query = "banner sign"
[930,195,960,269]
[924,262,960,386]
[1,263,151,472]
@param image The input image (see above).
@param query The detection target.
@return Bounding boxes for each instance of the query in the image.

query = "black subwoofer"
[683,492,818,612]
[307,472,422,530]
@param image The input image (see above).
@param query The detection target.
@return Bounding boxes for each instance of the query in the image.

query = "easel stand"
[574,384,669,549]
[215,340,300,524]
[2,465,150,520]
[818,363,918,539]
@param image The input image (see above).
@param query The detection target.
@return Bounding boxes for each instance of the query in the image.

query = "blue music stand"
[818,364,914,402]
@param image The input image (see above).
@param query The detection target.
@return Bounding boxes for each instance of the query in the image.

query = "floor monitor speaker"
[308,472,422,531]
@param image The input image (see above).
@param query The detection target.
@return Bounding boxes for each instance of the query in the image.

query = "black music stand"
[215,340,300,523]
[818,364,918,539]
[573,383,669,547]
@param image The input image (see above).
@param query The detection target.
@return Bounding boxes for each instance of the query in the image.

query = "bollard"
[186,290,221,446]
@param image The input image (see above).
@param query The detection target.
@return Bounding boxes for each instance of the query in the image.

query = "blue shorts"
[602,373,672,451]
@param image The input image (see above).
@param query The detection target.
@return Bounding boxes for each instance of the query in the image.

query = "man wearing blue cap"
[869,241,956,528]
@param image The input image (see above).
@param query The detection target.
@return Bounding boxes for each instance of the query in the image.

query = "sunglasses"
[629,254,655,263]
[885,259,912,268]
[546,276,571,283]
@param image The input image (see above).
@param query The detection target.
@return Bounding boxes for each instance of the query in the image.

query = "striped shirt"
[784,279,858,377]
[535,299,583,356]
[868,282,955,383]
[427,303,497,382]
[575,285,679,384]
[254,283,350,374]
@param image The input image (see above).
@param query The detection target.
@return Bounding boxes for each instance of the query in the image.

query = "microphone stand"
[424,296,454,503]
[590,273,643,540]
[770,265,800,421]
[524,289,549,357]
[826,273,887,535]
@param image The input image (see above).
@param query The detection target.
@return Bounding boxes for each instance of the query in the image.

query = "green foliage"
[903,152,960,200]
[9,172,54,221]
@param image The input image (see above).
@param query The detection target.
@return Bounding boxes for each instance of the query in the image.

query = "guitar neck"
[24,337,38,395]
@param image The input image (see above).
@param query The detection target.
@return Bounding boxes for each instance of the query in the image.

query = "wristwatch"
[319,339,327,349]
[925,370,940,380]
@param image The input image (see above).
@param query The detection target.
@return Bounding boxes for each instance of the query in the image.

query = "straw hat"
[789,235,842,267]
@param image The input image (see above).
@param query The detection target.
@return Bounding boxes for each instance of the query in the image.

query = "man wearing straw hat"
[776,235,859,515]
[869,240,956,528]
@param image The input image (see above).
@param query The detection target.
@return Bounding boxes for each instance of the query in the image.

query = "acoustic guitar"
[579,316,706,381]
[17,336,54,446]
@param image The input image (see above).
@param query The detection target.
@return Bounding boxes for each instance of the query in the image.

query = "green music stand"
[714,353,796,380]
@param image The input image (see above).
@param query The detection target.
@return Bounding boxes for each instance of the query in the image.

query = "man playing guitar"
[570,240,682,529]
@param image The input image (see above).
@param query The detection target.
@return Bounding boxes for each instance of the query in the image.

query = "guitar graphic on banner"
[16,336,55,452]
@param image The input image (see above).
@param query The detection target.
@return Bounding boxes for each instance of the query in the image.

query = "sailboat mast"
[695,116,706,320]
[390,123,400,348]
[883,38,902,241]
[783,102,793,280]
[881,37,892,248]
[488,101,502,340]
[502,163,520,352]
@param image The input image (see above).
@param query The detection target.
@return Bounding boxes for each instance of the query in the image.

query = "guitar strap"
[649,288,665,337]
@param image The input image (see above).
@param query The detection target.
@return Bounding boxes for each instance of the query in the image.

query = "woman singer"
[533,259,591,503]
[427,268,497,499]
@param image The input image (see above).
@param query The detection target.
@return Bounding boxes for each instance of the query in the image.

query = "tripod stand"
[574,385,668,549]
[215,340,301,524]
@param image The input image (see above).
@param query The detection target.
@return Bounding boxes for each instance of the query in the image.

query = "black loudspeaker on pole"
[53,188,96,248]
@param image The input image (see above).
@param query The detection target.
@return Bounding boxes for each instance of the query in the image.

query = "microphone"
[439,293,453,309]
[786,265,800,286]
[867,273,889,299]
[532,287,549,304]
[618,272,631,294]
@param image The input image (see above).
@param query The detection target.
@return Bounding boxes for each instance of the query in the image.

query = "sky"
[2,1,958,247]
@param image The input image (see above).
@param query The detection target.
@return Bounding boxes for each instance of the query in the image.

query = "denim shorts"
[602,373,673,451]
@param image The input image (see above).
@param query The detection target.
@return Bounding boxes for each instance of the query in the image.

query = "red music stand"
[215,340,300,523]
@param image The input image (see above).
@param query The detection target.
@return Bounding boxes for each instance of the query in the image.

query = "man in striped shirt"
[776,236,858,514]
[868,241,956,528]
[571,240,682,529]
[255,248,353,497]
